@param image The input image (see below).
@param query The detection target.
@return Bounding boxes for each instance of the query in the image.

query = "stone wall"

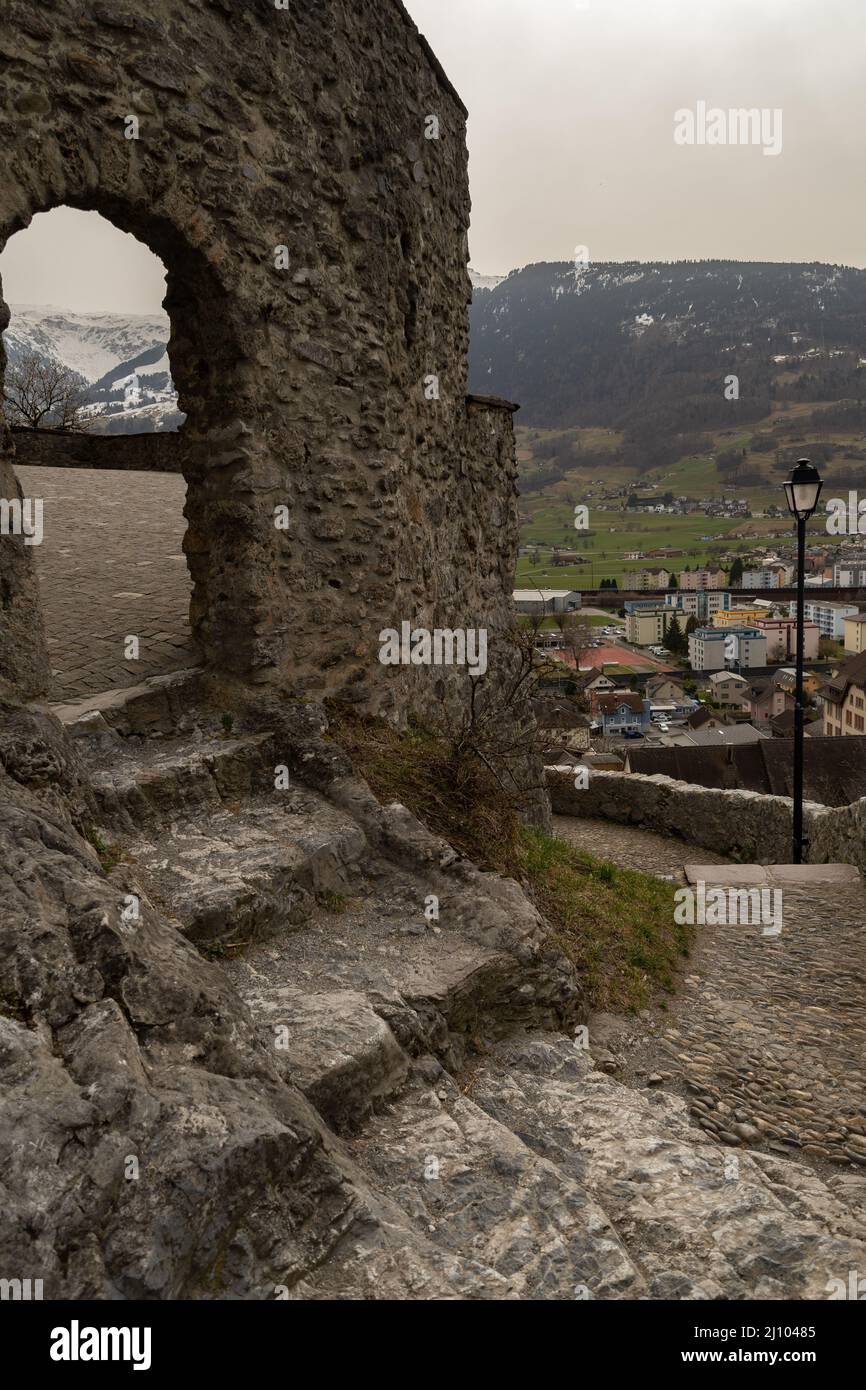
[10,429,187,472]
[0,0,522,726]
[547,768,866,872]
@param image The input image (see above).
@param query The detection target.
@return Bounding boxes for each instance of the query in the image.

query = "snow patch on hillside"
[5,303,170,384]
[3,303,180,432]
[469,268,507,292]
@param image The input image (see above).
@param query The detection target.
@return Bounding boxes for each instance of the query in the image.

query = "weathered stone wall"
[547,767,866,872]
[10,429,187,471]
[0,0,520,722]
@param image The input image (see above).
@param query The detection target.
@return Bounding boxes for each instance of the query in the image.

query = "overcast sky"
[1,0,864,314]
[405,0,866,274]
[0,207,168,317]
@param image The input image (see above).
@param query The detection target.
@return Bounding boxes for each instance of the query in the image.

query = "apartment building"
[833,558,866,587]
[754,617,820,663]
[621,568,671,591]
[818,651,866,736]
[788,599,858,641]
[712,606,771,629]
[843,613,866,655]
[624,607,677,646]
[741,565,793,588]
[678,568,727,590]
[689,627,767,672]
[668,590,731,622]
[623,592,733,647]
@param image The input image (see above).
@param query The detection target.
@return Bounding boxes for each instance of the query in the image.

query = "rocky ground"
[1,676,864,1300]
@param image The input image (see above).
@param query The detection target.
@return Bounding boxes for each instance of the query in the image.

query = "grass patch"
[329,705,687,1013]
[516,828,688,1013]
[318,891,349,914]
[200,939,250,961]
[86,828,122,874]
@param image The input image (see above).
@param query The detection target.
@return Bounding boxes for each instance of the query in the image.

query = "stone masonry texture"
[1,3,865,1303]
[548,767,866,874]
[0,0,521,722]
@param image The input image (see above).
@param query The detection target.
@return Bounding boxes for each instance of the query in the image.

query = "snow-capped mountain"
[3,303,182,432]
[5,304,169,384]
[469,267,508,293]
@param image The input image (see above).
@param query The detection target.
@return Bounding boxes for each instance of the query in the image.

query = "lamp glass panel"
[792,482,822,517]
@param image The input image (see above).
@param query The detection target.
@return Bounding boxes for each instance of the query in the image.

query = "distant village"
[514,544,866,809]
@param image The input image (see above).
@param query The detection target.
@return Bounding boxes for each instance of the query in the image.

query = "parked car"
[623,729,644,739]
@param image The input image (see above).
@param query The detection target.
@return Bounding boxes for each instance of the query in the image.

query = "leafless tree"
[557,618,595,672]
[3,353,89,431]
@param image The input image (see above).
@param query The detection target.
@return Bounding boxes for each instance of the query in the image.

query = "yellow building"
[774,668,823,697]
[712,607,769,629]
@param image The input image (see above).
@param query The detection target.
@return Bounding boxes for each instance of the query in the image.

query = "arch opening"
[0,203,240,702]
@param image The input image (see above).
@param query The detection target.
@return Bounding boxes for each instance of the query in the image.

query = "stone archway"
[0,1,519,721]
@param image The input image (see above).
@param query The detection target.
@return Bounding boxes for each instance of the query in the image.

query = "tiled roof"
[597,692,644,714]
[687,706,725,729]
[818,651,866,705]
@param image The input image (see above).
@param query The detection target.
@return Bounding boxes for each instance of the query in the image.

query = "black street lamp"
[783,458,823,864]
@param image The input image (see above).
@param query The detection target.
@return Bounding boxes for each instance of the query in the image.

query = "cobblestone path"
[555,815,866,1186]
[14,465,194,702]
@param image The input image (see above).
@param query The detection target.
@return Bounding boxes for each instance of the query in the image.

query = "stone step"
[470,1033,866,1300]
[52,668,205,736]
[118,790,368,947]
[224,857,577,1076]
[72,714,277,831]
[245,985,410,1131]
[320,1058,645,1300]
[685,862,863,887]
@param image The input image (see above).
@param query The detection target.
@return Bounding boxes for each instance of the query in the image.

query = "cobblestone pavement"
[14,465,194,702]
[555,815,866,1182]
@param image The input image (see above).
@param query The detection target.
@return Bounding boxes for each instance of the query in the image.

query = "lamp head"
[784,458,823,521]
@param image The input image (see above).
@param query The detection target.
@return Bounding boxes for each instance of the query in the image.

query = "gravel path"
[554,815,866,1183]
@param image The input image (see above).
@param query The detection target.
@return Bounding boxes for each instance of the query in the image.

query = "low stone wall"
[546,768,866,873]
[11,429,187,472]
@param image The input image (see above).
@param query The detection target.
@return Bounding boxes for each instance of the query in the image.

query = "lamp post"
[783,459,823,864]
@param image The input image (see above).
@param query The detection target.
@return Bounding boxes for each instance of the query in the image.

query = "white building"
[834,559,866,587]
[741,565,792,589]
[689,627,767,671]
[669,590,731,620]
[707,670,751,707]
[789,599,858,641]
[513,589,582,616]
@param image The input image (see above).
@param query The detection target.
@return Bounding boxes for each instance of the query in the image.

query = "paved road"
[14,465,193,702]
[555,815,866,1182]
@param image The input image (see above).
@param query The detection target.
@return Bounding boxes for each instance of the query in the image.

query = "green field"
[516,413,862,589]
